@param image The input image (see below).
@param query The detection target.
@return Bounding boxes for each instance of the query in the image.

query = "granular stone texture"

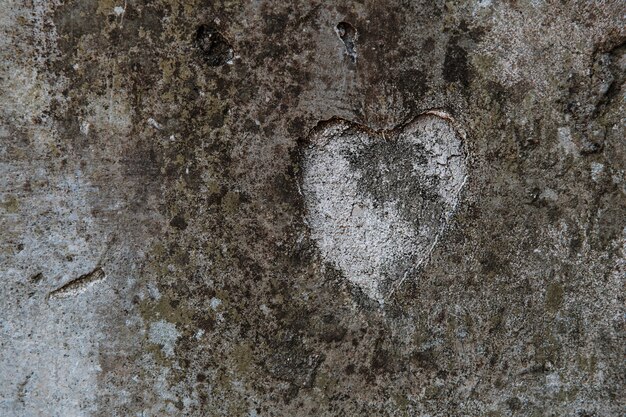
[0,1,624,416]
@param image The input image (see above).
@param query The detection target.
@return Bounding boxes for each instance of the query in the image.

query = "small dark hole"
[195,24,234,67]
[30,272,44,283]
[336,21,358,63]
[170,214,188,230]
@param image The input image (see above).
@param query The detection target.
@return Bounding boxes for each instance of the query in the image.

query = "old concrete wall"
[1,1,624,416]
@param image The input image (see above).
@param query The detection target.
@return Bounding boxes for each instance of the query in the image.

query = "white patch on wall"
[302,112,468,302]
[590,162,604,182]
[149,320,181,358]
[557,126,579,157]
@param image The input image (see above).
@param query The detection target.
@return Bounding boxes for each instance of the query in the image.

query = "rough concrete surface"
[0,1,624,416]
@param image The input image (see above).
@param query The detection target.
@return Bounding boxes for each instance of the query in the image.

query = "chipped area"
[48,267,106,299]
[335,21,358,63]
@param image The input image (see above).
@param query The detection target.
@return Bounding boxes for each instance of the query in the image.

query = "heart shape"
[301,111,468,303]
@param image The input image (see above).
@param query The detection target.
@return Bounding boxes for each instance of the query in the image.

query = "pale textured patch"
[0,170,110,417]
[474,1,623,97]
[83,90,133,137]
[557,126,580,157]
[590,162,604,182]
[302,113,467,302]
[0,0,66,156]
[0,2,117,416]
[149,320,181,358]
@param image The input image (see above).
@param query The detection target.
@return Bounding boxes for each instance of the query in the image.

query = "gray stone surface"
[0,1,624,416]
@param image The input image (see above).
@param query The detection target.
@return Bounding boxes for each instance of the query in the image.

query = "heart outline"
[300,110,469,303]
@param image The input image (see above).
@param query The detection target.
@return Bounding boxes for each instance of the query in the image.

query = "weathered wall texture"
[1,1,624,416]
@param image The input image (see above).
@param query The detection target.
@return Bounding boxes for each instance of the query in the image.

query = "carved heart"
[302,112,468,303]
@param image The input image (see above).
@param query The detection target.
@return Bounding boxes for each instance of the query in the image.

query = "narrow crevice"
[335,21,358,63]
[47,267,106,299]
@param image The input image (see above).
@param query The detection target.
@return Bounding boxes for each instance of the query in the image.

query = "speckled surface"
[1,1,624,416]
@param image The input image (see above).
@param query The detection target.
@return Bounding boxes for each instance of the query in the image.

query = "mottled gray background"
[0,1,624,416]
